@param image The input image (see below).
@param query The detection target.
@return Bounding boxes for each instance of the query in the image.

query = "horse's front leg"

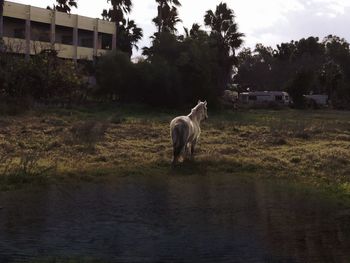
[185,142,192,159]
[190,139,197,160]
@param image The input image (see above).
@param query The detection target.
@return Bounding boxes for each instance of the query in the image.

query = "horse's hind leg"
[174,136,189,165]
[172,146,181,165]
[172,143,185,166]
[171,123,189,166]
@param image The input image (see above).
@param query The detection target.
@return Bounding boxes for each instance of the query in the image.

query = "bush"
[0,50,86,104]
[95,51,134,101]
[0,96,33,115]
[0,150,56,179]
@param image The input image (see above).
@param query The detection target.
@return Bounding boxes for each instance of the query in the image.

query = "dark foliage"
[96,30,221,107]
[47,0,77,13]
[235,35,350,108]
[0,50,85,104]
[153,0,182,34]
[204,3,244,93]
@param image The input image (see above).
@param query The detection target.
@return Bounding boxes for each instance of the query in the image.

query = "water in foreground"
[0,174,350,263]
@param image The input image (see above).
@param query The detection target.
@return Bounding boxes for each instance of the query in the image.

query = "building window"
[14,28,25,39]
[248,95,257,101]
[80,38,93,48]
[31,21,51,42]
[275,95,283,101]
[61,35,73,45]
[3,17,25,39]
[38,34,50,42]
[78,29,94,48]
[101,33,112,50]
[56,25,73,45]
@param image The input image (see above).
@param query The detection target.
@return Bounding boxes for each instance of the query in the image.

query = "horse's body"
[170,101,208,165]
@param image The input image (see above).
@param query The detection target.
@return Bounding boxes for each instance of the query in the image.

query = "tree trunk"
[115,21,119,50]
[0,0,4,41]
[157,4,163,33]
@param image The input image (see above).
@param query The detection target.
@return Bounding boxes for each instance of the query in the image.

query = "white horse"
[170,100,208,165]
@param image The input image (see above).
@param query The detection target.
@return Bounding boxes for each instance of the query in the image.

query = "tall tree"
[143,0,181,58]
[102,0,132,33]
[48,0,78,13]
[183,23,204,39]
[322,35,350,106]
[153,0,181,34]
[117,19,143,57]
[319,60,343,103]
[102,0,143,57]
[204,2,244,93]
[235,45,275,91]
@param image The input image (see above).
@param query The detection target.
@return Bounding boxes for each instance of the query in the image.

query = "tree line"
[95,0,244,107]
[235,36,350,109]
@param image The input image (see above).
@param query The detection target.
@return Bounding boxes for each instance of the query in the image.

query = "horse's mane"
[191,104,200,113]
[189,103,204,119]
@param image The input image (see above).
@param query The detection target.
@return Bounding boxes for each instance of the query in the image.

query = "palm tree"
[102,0,132,32]
[204,2,244,92]
[153,0,181,33]
[47,0,78,13]
[143,0,181,58]
[183,23,203,39]
[102,1,143,57]
[204,3,244,56]
[117,19,143,57]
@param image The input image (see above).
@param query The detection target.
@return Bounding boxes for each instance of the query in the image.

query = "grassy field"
[0,104,349,198]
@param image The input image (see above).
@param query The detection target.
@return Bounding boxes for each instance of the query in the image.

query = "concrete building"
[0,1,117,61]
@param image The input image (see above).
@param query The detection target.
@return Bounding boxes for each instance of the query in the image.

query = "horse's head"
[196,100,208,121]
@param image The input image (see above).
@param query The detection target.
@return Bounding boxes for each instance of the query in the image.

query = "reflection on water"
[0,175,350,262]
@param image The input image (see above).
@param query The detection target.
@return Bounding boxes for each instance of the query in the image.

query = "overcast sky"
[10,0,350,56]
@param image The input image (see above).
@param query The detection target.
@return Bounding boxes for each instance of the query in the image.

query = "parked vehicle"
[303,94,328,108]
[239,91,290,107]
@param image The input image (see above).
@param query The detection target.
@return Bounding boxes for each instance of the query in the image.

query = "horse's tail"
[171,122,188,163]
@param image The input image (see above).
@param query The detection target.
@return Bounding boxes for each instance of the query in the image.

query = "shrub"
[0,50,86,104]
[0,96,33,115]
[69,120,109,149]
[0,150,56,179]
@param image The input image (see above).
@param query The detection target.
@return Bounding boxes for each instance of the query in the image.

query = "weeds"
[68,120,109,150]
[269,119,311,139]
[0,150,56,189]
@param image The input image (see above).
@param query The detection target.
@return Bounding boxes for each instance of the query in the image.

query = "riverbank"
[0,105,349,199]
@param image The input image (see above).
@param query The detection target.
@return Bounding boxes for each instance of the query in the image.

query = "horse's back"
[170,116,191,129]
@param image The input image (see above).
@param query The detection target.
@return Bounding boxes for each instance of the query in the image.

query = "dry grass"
[0,105,349,196]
